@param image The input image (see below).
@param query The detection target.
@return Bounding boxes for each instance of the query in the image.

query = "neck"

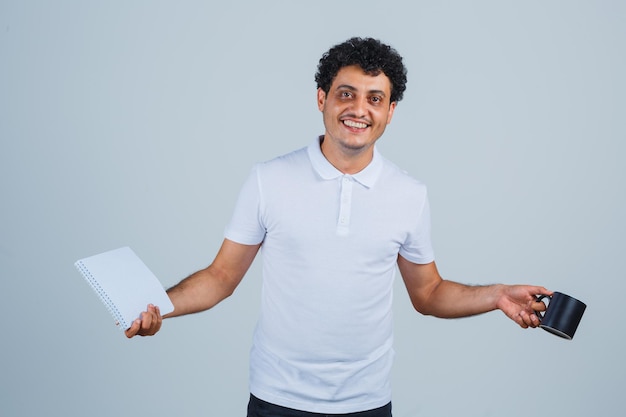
[319,136,374,175]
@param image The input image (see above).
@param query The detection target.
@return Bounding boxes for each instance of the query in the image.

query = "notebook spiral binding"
[75,260,127,329]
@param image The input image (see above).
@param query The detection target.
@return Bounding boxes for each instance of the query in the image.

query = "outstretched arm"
[397,255,552,328]
[125,238,261,338]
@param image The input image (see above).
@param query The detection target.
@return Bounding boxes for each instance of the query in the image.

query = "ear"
[386,101,397,125]
[317,88,327,112]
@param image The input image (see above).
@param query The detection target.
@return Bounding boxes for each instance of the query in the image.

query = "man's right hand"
[125,304,163,338]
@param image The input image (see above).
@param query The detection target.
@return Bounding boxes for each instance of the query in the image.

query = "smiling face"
[317,65,397,173]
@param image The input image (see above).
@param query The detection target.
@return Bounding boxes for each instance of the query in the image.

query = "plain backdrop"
[1,1,624,416]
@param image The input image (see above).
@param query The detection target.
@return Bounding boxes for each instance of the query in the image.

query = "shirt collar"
[307,136,383,189]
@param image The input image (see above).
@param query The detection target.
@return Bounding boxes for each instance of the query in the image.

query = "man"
[126,37,551,417]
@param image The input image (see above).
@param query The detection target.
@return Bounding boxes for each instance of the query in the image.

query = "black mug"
[535,292,586,340]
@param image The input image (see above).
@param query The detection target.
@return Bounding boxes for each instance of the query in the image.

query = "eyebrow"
[335,84,387,97]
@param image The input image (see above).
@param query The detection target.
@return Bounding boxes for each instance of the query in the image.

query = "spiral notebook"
[75,246,174,331]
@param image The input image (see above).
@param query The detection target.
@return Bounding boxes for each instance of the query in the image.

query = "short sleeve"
[224,164,266,245]
[398,193,435,264]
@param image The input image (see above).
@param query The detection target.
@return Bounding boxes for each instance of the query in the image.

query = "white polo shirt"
[224,138,434,414]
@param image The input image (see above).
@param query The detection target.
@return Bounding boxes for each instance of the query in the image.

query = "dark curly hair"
[315,37,407,103]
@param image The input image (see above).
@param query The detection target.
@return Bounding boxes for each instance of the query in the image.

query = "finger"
[139,310,154,333]
[528,313,541,328]
[125,319,141,338]
[154,306,163,331]
[515,311,529,329]
[520,310,541,328]
[147,304,163,333]
[533,286,553,297]
[530,300,547,312]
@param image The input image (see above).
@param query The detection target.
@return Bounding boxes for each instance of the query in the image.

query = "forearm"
[162,239,260,319]
[164,265,238,318]
[399,258,505,318]
[420,280,506,318]
[416,277,550,329]
[399,258,550,328]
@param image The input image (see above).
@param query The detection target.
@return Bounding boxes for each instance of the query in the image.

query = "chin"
[339,141,371,153]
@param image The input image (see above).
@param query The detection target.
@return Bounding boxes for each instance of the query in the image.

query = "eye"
[340,91,353,99]
[370,96,382,104]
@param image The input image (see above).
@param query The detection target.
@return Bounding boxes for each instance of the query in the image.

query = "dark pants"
[247,394,392,417]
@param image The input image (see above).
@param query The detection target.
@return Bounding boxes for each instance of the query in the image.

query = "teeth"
[343,120,368,129]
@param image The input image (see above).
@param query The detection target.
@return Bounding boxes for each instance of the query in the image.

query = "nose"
[350,96,368,118]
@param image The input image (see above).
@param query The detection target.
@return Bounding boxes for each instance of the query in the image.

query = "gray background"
[1,1,624,416]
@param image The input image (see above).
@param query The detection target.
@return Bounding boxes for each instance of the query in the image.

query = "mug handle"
[534,294,551,321]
